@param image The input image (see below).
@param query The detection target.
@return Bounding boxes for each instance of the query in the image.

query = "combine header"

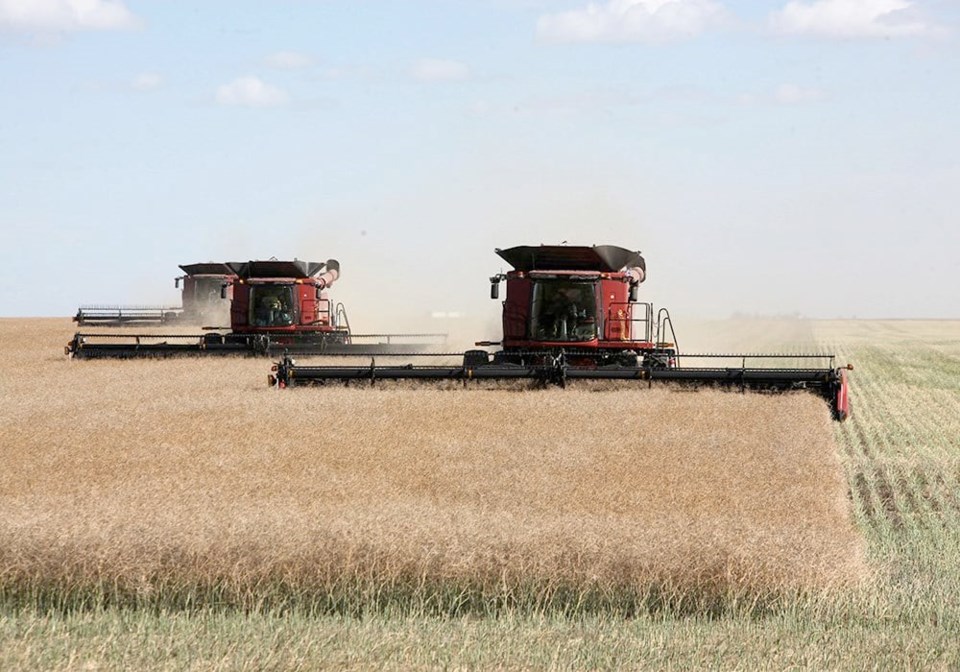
[67,259,444,359]
[270,245,852,421]
[71,304,184,326]
[73,262,235,326]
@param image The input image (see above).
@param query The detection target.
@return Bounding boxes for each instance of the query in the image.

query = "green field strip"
[847,356,958,530]
[820,341,918,533]
[847,346,952,462]
[835,426,875,524]
[911,466,960,525]
[889,344,960,447]
[821,341,876,529]
[898,349,960,391]
[842,464,872,529]
[819,326,960,617]
[867,461,905,532]
[886,463,932,527]
[856,345,960,472]
[880,382,953,461]
[846,376,895,461]
[840,416,898,532]
[835,427,873,530]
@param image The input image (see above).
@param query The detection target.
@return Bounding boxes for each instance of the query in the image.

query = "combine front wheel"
[463,350,491,367]
[642,349,676,369]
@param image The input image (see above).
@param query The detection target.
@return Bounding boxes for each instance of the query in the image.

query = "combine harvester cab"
[208,258,349,349]
[67,259,446,359]
[271,244,852,421]
[175,262,237,326]
[73,262,236,327]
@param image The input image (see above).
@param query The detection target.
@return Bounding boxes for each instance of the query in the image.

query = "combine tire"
[463,350,490,367]
[492,352,522,366]
[643,349,676,369]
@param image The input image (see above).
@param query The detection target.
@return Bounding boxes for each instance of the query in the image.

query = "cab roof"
[495,245,645,273]
[178,262,236,277]
[228,260,331,280]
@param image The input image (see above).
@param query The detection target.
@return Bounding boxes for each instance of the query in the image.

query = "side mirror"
[316,287,323,300]
[175,277,181,289]
[220,284,228,300]
[629,283,638,302]
[489,274,503,300]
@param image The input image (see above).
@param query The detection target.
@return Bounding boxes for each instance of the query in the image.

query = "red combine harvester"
[67,259,444,359]
[271,245,852,421]
[73,262,235,326]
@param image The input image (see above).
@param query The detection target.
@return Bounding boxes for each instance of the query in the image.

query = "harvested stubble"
[0,319,867,614]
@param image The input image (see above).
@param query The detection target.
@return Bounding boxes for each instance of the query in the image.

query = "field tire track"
[872,464,903,530]
[892,464,923,529]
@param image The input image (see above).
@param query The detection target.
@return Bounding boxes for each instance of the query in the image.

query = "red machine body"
[835,368,851,421]
[491,245,672,366]
[501,272,652,349]
[225,259,346,343]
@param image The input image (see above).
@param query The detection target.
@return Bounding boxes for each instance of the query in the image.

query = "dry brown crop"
[0,319,867,614]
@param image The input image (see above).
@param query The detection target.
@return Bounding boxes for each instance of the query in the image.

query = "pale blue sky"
[1,0,958,326]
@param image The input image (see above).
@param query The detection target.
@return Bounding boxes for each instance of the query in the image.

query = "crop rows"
[815,322,960,533]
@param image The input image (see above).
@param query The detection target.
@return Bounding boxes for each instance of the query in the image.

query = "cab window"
[251,285,296,327]
[530,281,597,341]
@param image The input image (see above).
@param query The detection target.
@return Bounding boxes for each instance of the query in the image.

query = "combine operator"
[253,290,294,327]
[538,284,597,342]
